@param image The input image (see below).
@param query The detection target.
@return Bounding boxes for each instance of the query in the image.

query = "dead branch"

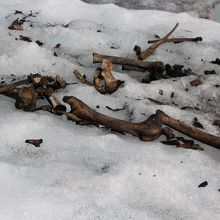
[62,96,220,149]
[63,96,163,141]
[157,110,220,149]
[138,23,179,60]
[93,53,164,73]
[148,37,202,44]
[122,65,145,72]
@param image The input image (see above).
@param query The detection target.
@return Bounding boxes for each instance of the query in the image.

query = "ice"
[0,0,219,219]
[83,0,220,18]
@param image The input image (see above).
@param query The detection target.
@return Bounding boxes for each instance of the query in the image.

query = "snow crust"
[0,0,219,219]
[83,0,220,18]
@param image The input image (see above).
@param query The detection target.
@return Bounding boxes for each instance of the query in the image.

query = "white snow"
[83,0,220,19]
[0,0,219,219]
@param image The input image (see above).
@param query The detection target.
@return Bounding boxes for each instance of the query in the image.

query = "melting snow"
[0,0,219,219]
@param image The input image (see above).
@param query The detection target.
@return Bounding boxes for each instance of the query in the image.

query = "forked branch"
[138,23,179,60]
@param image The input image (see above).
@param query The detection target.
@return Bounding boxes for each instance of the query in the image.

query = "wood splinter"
[74,59,124,94]
[62,96,220,149]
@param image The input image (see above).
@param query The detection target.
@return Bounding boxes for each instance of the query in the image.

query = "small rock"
[36,40,43,46]
[213,120,220,127]
[19,35,32,42]
[204,70,216,75]
[55,43,61,48]
[210,58,220,65]
[198,181,208,188]
[159,90,163,95]
[190,79,203,87]
[193,117,204,129]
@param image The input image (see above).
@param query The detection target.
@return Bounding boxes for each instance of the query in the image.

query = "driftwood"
[63,96,162,141]
[74,59,124,94]
[1,77,220,150]
[0,74,69,112]
[157,110,220,149]
[148,37,202,44]
[122,65,145,72]
[138,23,179,60]
[62,96,220,149]
[93,53,164,73]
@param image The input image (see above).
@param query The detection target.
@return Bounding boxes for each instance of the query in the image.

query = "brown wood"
[122,65,146,72]
[25,139,43,147]
[157,110,220,149]
[63,96,220,149]
[93,53,164,73]
[148,37,202,44]
[138,23,179,60]
[63,96,163,141]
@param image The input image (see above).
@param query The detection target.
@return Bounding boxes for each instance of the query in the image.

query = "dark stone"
[204,70,217,75]
[35,40,43,46]
[55,43,61,48]
[198,181,208,188]
[210,58,220,65]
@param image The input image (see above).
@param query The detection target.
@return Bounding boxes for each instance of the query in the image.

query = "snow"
[83,0,220,19]
[0,0,219,219]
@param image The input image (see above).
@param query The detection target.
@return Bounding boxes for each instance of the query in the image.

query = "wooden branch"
[93,53,164,73]
[62,96,220,149]
[148,36,202,44]
[122,65,146,72]
[63,96,163,141]
[157,110,220,149]
[138,23,179,60]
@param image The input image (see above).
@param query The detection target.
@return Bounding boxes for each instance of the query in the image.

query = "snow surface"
[0,0,220,219]
[83,0,220,19]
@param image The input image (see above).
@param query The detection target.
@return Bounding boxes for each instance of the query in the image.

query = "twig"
[138,23,179,60]
[148,36,202,44]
